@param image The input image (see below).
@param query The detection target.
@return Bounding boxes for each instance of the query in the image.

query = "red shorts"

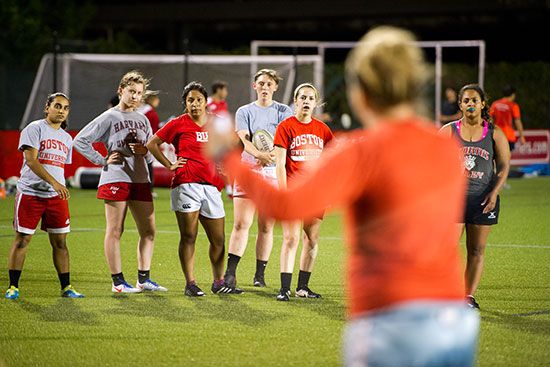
[97,182,152,202]
[13,192,70,234]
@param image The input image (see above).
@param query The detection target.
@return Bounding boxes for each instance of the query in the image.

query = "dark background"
[1,0,549,129]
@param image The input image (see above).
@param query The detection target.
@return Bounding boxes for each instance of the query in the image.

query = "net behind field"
[21,54,321,130]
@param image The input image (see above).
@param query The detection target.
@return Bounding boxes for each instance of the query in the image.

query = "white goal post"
[251,40,486,126]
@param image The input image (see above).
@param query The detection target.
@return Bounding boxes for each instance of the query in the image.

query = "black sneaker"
[295,286,322,299]
[276,288,291,302]
[211,281,244,294]
[466,295,480,309]
[185,283,205,297]
[253,275,266,287]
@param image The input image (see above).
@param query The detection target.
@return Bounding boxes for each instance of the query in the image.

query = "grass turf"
[0,177,549,366]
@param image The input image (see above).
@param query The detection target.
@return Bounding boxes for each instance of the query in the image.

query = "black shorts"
[464,193,500,225]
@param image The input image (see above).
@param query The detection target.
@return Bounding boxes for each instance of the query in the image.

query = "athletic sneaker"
[276,288,291,302]
[5,286,19,300]
[466,295,480,309]
[61,285,84,298]
[112,281,142,293]
[295,286,322,299]
[185,283,205,297]
[136,279,168,292]
[211,281,244,295]
[253,275,266,287]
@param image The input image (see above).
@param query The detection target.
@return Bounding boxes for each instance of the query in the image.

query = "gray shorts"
[171,183,225,219]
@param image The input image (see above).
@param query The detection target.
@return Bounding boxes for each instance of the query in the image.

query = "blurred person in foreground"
[441,84,510,310]
[206,26,479,367]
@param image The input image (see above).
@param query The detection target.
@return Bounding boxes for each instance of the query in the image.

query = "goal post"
[251,39,486,126]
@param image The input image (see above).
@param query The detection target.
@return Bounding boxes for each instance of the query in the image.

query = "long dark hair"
[45,92,70,129]
[458,84,491,122]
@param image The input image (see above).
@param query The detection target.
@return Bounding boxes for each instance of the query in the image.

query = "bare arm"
[482,127,511,213]
[274,146,287,189]
[514,118,526,144]
[23,147,70,200]
[146,135,186,171]
[237,129,274,166]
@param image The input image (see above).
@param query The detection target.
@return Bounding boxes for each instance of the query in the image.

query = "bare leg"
[8,232,33,270]
[199,216,226,280]
[128,200,155,271]
[104,201,128,274]
[175,211,200,283]
[227,197,255,256]
[280,221,302,274]
[464,224,492,296]
[49,233,69,274]
[299,218,322,272]
[256,215,275,261]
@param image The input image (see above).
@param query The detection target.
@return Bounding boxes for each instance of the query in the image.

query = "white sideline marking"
[1,225,549,248]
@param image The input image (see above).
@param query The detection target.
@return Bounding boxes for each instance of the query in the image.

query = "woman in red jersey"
[208,26,479,367]
[273,83,334,301]
[147,82,235,297]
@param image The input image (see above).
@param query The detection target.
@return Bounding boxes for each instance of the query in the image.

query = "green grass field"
[0,177,549,366]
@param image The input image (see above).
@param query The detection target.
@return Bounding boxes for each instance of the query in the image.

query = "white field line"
[1,225,548,248]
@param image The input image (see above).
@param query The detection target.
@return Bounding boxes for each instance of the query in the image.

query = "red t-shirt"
[490,98,520,142]
[155,113,224,190]
[226,119,466,317]
[207,99,228,115]
[145,108,160,133]
[274,116,334,180]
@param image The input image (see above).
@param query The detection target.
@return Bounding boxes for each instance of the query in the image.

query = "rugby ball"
[252,129,274,152]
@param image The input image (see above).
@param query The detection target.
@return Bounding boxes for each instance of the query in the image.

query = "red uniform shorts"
[13,192,70,234]
[97,182,152,202]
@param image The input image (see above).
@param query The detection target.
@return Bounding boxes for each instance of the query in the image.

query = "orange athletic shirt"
[273,116,334,179]
[225,118,466,317]
[490,98,521,142]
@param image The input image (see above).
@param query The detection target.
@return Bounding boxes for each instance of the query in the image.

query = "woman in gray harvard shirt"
[74,71,167,293]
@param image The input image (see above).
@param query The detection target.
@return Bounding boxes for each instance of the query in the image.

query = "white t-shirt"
[17,119,73,198]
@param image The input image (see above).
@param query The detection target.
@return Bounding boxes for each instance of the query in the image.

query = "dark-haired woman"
[441,84,510,309]
[6,93,83,300]
[147,81,230,297]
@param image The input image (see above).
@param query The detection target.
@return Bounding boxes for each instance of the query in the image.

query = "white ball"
[341,113,352,129]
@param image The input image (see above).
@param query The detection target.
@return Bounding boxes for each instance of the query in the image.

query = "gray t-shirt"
[74,107,153,186]
[235,101,292,165]
[17,119,73,198]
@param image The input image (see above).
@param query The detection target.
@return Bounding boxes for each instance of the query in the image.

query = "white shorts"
[233,166,277,197]
[171,183,225,219]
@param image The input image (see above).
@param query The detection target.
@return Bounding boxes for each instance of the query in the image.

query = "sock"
[111,272,125,286]
[8,269,22,288]
[213,278,224,287]
[58,272,70,290]
[255,260,268,278]
[138,269,150,284]
[297,270,312,290]
[280,272,292,291]
[226,253,241,276]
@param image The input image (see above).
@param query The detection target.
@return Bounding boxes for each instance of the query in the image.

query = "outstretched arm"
[224,140,370,220]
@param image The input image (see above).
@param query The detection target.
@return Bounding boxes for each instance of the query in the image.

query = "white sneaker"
[136,279,168,292]
[112,281,142,293]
